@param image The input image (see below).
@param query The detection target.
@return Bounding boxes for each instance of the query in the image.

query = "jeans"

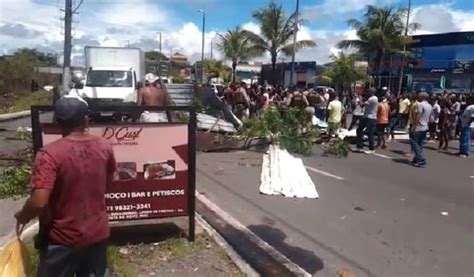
[38,241,108,277]
[410,131,427,164]
[315,108,326,121]
[349,115,362,130]
[459,126,472,156]
[389,114,399,134]
[356,118,377,150]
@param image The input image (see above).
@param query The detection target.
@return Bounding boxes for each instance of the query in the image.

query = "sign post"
[31,105,197,241]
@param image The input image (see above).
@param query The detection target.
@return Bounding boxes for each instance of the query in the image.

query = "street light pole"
[289,0,299,88]
[210,38,214,60]
[198,9,206,84]
[157,32,162,53]
[398,0,411,96]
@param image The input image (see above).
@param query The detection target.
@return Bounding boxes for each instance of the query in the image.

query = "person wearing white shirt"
[459,96,474,157]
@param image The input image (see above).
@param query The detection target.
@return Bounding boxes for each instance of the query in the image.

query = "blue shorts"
[37,241,109,277]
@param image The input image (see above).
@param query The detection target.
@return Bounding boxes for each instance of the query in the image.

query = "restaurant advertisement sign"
[32,106,196,239]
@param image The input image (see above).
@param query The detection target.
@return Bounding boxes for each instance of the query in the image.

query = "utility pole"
[157,32,162,53]
[169,47,173,75]
[61,0,83,94]
[156,32,162,76]
[289,0,299,88]
[210,38,213,60]
[198,9,206,84]
[398,0,411,96]
[62,0,73,94]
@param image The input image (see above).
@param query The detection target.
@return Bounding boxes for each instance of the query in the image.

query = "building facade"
[378,32,474,94]
[260,61,321,88]
[406,31,473,94]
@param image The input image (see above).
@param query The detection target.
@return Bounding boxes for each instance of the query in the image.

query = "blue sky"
[77,0,473,32]
[1,0,473,64]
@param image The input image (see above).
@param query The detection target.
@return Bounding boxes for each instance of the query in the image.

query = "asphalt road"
[1,114,472,277]
[197,141,474,276]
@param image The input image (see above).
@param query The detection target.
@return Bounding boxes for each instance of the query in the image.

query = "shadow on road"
[248,224,324,275]
[392,158,412,165]
[389,149,408,156]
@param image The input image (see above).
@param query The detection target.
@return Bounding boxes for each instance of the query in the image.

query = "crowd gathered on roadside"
[219,82,474,165]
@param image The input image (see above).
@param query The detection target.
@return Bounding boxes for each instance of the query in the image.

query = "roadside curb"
[0,110,31,122]
[196,213,259,277]
[196,191,311,277]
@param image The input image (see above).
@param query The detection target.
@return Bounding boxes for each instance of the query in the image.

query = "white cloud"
[296,30,357,64]
[0,0,473,68]
[410,4,473,35]
[98,0,171,29]
[319,0,376,14]
[302,0,379,21]
[242,22,260,34]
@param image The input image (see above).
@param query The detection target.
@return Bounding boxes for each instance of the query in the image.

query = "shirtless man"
[138,73,173,122]
[138,73,172,106]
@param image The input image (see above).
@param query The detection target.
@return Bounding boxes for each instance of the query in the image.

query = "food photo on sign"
[115,162,138,182]
[144,160,176,180]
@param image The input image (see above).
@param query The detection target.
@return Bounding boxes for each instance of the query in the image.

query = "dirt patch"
[108,232,244,277]
[26,231,244,277]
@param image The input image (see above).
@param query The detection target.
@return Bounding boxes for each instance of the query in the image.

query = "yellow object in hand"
[0,238,31,277]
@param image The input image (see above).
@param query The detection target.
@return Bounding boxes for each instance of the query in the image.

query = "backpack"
[234,89,247,106]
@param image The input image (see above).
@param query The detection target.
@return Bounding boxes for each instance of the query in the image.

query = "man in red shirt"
[15,96,116,276]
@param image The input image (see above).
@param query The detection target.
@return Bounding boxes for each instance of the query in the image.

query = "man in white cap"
[138,73,173,122]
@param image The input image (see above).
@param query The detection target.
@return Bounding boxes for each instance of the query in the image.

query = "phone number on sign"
[106,203,151,212]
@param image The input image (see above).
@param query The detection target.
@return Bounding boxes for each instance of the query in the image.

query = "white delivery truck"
[80,46,145,118]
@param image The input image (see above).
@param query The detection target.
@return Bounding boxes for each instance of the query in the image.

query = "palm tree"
[217,27,258,82]
[314,52,369,92]
[247,2,316,85]
[337,5,412,87]
[203,59,231,82]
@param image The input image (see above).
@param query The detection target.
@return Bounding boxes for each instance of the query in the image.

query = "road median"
[0,110,31,122]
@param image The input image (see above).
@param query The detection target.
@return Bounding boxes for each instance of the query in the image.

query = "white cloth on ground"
[260,145,319,198]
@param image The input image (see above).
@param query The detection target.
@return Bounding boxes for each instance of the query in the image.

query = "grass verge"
[25,231,244,276]
[0,90,52,114]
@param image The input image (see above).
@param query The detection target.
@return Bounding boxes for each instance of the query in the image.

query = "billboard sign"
[31,105,197,240]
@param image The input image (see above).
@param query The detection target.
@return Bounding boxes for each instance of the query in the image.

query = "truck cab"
[82,66,138,105]
[77,46,145,120]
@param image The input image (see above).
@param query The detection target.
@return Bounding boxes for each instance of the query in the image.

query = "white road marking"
[196,192,312,277]
[305,166,345,180]
[370,152,393,159]
[470,176,474,179]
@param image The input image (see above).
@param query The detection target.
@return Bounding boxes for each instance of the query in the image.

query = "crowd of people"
[218,82,473,166]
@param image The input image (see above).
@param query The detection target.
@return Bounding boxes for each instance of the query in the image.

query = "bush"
[0,164,32,199]
[241,107,319,155]
[323,138,350,157]
[190,99,210,114]
[0,90,52,114]
[0,143,33,199]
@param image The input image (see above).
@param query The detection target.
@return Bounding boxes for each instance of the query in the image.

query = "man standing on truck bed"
[138,73,173,122]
